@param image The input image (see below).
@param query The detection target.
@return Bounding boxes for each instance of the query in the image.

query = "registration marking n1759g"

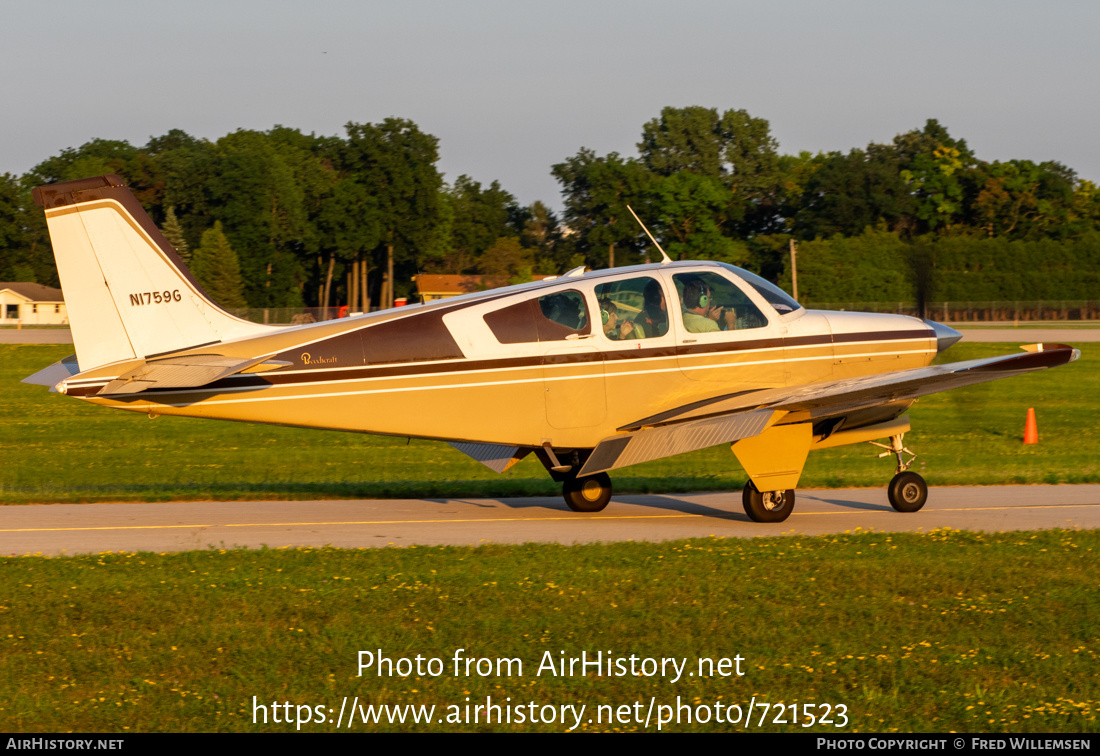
[129,290,182,306]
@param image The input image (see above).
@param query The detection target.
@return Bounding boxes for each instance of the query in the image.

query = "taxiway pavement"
[0,329,73,344]
[2,485,1097,556]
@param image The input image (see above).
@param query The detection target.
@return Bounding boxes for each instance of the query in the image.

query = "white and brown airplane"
[24,175,1080,522]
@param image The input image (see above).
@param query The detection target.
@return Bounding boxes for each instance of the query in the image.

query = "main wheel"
[563,473,612,512]
[887,471,927,512]
[742,481,795,523]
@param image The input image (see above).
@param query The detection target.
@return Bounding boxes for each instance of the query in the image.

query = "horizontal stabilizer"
[98,355,291,395]
[22,355,80,390]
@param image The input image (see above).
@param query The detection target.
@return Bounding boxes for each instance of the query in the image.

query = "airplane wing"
[578,343,1080,476]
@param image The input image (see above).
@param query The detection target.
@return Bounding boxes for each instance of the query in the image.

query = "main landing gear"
[742,482,795,523]
[539,445,614,513]
[563,472,613,513]
[871,432,928,512]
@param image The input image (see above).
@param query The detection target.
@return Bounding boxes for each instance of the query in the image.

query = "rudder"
[33,175,270,371]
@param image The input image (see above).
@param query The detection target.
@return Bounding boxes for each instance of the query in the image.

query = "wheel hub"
[901,482,921,503]
[762,491,786,511]
[581,479,603,501]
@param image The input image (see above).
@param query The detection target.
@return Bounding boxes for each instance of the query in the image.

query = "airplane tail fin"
[32,175,271,372]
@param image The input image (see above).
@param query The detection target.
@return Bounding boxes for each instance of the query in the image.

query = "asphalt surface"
[3,485,1097,556]
[0,329,73,344]
[3,327,1099,345]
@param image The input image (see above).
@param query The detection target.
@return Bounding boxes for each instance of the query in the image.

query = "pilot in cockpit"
[680,276,736,333]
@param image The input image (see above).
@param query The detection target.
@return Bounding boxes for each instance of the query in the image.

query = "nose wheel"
[887,471,927,512]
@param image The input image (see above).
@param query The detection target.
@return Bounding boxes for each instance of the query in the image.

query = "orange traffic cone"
[1023,407,1038,444]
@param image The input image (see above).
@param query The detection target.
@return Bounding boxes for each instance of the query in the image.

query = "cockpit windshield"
[717,263,803,315]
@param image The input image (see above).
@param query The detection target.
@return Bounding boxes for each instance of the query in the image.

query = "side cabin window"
[484,290,591,344]
[594,276,668,341]
[673,271,768,335]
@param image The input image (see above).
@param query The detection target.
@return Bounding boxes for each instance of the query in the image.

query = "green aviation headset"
[684,280,710,310]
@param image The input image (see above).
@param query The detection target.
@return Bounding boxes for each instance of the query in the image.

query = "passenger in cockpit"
[639,279,669,337]
[600,298,641,340]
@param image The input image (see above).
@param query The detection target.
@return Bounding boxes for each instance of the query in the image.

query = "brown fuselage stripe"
[66,329,935,398]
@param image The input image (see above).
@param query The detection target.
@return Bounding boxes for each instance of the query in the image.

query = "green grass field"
[3,344,1097,734]
[0,342,1096,504]
[2,530,1096,733]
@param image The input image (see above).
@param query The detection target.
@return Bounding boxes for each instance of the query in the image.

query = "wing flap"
[578,409,780,476]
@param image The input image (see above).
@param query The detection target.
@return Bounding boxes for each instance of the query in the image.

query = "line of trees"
[2,107,1099,309]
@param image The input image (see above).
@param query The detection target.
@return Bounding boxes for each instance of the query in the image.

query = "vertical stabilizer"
[33,175,271,371]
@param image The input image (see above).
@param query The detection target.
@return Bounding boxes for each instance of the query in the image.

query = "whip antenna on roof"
[626,205,672,264]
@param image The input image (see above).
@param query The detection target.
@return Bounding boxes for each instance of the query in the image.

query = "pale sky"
[3,0,1097,209]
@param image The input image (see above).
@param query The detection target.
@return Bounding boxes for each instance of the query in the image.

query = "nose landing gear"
[871,432,928,512]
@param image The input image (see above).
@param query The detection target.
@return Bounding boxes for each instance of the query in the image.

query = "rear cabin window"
[594,276,668,341]
[483,290,591,344]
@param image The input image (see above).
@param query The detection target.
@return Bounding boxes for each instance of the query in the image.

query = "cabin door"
[525,288,608,431]
[671,270,787,390]
[543,343,607,430]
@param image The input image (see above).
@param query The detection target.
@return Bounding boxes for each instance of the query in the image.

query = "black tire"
[563,473,612,512]
[742,481,795,523]
[887,471,927,512]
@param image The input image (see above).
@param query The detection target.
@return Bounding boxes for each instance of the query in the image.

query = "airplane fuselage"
[61,262,936,449]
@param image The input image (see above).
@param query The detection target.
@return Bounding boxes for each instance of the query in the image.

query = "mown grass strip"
[1,342,1097,504]
[2,529,1096,733]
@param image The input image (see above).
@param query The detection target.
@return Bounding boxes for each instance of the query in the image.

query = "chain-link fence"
[229,301,1100,325]
[800,301,1100,322]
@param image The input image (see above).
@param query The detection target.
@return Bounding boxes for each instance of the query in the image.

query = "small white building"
[0,282,68,325]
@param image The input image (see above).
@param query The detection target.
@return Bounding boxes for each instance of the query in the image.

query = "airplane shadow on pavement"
[433,491,894,521]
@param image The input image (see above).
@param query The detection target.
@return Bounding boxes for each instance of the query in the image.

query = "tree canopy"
[3,108,1100,310]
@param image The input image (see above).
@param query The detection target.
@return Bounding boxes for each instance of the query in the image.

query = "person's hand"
[619,320,635,338]
[722,308,737,330]
[706,305,723,323]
